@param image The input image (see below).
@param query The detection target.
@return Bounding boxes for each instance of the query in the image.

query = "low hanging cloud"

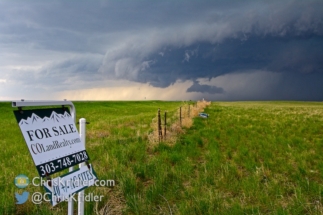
[186,81,224,94]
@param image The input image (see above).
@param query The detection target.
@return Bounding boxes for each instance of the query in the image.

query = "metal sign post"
[78,118,87,215]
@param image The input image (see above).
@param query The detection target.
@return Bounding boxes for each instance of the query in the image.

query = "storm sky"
[1,0,322,101]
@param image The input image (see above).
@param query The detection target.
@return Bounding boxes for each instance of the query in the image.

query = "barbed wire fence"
[148,100,211,146]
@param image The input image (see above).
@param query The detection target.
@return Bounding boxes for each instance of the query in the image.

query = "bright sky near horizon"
[1,0,322,101]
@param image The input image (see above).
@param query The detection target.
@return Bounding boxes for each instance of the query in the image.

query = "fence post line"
[78,118,86,215]
[164,111,167,140]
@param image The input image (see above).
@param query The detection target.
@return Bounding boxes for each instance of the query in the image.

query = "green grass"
[1,101,323,214]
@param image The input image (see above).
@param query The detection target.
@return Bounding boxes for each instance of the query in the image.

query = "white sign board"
[43,164,98,206]
[14,108,90,176]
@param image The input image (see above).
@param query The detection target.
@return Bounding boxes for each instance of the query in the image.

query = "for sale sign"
[14,108,90,177]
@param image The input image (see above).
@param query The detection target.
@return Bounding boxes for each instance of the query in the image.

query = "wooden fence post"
[179,106,182,127]
[164,111,167,140]
[158,108,162,142]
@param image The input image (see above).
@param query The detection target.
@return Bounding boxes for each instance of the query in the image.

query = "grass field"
[1,101,323,214]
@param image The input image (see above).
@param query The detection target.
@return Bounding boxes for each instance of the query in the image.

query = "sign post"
[78,118,87,215]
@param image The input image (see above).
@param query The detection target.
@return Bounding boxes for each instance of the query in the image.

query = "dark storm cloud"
[103,35,323,89]
[96,0,323,93]
[1,0,323,100]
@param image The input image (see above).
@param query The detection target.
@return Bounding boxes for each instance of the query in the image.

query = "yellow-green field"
[1,101,323,214]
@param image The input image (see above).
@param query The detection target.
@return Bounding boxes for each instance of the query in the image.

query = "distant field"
[1,101,323,214]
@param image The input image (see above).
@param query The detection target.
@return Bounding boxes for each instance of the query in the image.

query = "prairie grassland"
[1,101,323,215]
